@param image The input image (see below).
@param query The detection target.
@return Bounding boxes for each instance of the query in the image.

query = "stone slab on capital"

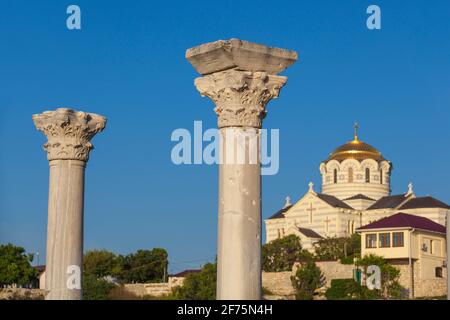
[186,38,298,75]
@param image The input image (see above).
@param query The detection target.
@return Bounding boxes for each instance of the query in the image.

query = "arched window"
[348,167,353,183]
[380,169,383,184]
[333,169,338,183]
[365,168,370,183]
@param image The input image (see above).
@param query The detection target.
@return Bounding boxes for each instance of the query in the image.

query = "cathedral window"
[366,234,377,248]
[365,168,370,183]
[333,169,337,183]
[435,267,443,278]
[348,167,353,183]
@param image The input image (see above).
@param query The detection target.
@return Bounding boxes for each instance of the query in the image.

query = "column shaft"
[46,160,85,300]
[33,108,106,300]
[217,128,261,300]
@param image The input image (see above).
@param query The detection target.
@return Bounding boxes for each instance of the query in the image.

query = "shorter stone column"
[33,108,106,300]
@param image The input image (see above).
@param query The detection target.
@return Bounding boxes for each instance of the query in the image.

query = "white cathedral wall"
[265,219,286,243]
[360,209,395,226]
[395,208,448,226]
[322,182,390,201]
[343,198,376,211]
[265,194,361,244]
[320,159,391,201]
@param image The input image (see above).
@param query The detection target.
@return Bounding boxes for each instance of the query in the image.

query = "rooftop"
[357,212,446,234]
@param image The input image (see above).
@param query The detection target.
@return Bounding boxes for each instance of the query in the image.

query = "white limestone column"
[186,39,297,299]
[33,108,106,300]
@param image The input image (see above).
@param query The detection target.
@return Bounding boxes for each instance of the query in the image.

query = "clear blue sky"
[1,0,449,273]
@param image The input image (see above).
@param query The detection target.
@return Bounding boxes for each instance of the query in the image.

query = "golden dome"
[326,124,385,162]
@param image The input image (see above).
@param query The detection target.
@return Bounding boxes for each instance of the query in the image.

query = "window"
[430,240,434,254]
[366,234,377,248]
[380,169,383,184]
[435,267,443,278]
[379,233,391,248]
[365,168,370,183]
[348,167,353,183]
[393,232,404,247]
[333,169,337,183]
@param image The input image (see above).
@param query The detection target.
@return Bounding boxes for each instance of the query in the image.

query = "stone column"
[33,108,106,300]
[186,39,297,299]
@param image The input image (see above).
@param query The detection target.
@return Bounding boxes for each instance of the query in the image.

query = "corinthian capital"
[195,70,287,128]
[186,38,297,128]
[33,108,106,162]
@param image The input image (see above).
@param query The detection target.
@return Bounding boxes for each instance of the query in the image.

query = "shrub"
[263,235,312,272]
[171,263,216,300]
[82,274,116,300]
[291,261,325,300]
[314,234,361,261]
[356,254,405,299]
[325,279,379,300]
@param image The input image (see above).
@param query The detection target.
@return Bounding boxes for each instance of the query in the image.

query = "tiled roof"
[357,213,446,234]
[366,194,408,210]
[298,227,323,239]
[35,265,45,273]
[317,193,354,209]
[343,194,375,201]
[267,205,292,220]
[398,196,450,210]
[171,269,201,277]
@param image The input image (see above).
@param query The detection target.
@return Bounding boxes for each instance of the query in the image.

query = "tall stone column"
[33,108,106,300]
[186,39,297,299]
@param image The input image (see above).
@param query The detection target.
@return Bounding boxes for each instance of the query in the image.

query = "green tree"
[172,263,216,300]
[84,250,122,278]
[120,248,168,283]
[314,234,361,262]
[82,273,115,300]
[356,254,405,299]
[0,244,38,286]
[291,261,325,300]
[262,235,312,272]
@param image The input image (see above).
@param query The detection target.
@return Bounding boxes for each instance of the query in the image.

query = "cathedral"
[265,125,450,250]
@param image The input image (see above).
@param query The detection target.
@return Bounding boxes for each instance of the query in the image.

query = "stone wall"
[315,261,354,287]
[123,283,172,297]
[0,288,45,300]
[261,261,355,299]
[262,271,294,297]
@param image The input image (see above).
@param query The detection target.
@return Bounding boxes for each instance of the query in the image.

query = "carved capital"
[194,70,287,128]
[33,108,106,162]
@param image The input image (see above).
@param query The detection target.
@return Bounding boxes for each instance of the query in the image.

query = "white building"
[265,125,450,250]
